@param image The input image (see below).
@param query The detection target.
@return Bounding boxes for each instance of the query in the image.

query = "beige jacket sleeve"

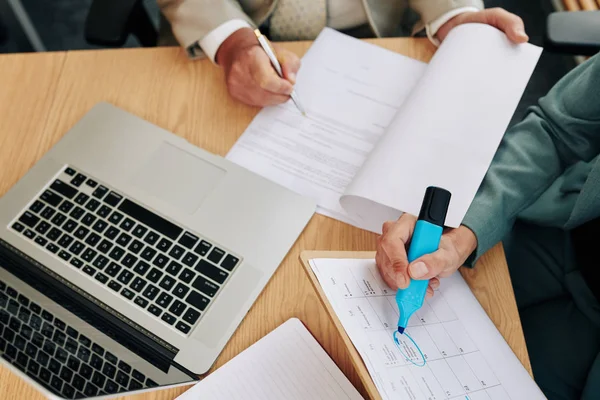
[158,0,254,52]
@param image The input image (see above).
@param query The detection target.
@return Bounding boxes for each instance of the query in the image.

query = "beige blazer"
[158,0,483,57]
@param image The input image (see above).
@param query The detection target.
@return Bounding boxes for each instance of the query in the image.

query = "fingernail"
[409,262,428,279]
[395,274,407,289]
[516,29,528,39]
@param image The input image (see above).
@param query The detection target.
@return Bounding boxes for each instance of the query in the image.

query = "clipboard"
[300,251,382,400]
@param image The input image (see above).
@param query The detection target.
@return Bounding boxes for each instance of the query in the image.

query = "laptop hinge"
[0,239,178,372]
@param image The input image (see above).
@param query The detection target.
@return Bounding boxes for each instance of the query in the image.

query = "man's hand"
[437,8,529,44]
[215,27,301,107]
[375,214,478,298]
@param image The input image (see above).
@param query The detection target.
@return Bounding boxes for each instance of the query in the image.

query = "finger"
[475,8,528,43]
[379,215,416,289]
[408,247,455,280]
[248,91,291,107]
[429,277,440,290]
[426,286,434,299]
[382,220,395,235]
[277,49,301,84]
[251,55,294,95]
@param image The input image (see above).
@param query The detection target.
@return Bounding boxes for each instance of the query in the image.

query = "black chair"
[545,10,600,56]
[84,0,157,47]
[0,14,7,46]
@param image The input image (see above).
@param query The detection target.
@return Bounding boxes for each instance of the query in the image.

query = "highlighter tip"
[397,326,405,334]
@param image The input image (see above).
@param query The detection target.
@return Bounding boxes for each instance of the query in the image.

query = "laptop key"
[108,211,123,224]
[128,239,143,254]
[11,222,25,233]
[115,370,129,386]
[118,199,182,240]
[50,180,78,199]
[74,193,89,205]
[153,253,169,268]
[48,358,61,374]
[81,213,96,227]
[166,261,183,276]
[142,284,159,301]
[82,265,96,276]
[182,252,199,267]
[41,206,56,220]
[51,212,67,226]
[194,240,212,256]
[19,211,40,228]
[46,243,59,254]
[132,225,147,238]
[64,167,76,176]
[192,276,218,297]
[79,364,93,379]
[78,335,90,348]
[117,271,134,285]
[130,277,147,293]
[85,179,97,188]
[147,304,162,317]
[93,255,109,269]
[108,246,125,261]
[29,200,45,213]
[207,247,225,264]
[132,369,145,383]
[144,231,159,245]
[85,232,101,246]
[58,250,71,262]
[104,192,123,207]
[72,374,86,391]
[105,352,117,365]
[122,253,137,268]
[106,263,122,277]
[195,259,228,284]
[77,347,91,363]
[102,362,116,379]
[95,272,108,284]
[70,206,85,220]
[85,199,101,212]
[134,296,149,308]
[157,238,172,252]
[117,232,132,247]
[35,221,51,235]
[134,261,151,276]
[92,219,108,233]
[58,234,74,248]
[83,382,98,397]
[81,248,97,262]
[70,258,83,269]
[37,351,50,367]
[104,226,119,240]
[70,173,86,187]
[63,219,77,233]
[178,268,195,283]
[186,290,210,311]
[140,247,157,261]
[178,232,198,249]
[62,384,75,398]
[92,343,104,356]
[172,283,191,299]
[156,292,173,308]
[168,300,186,317]
[221,254,240,271]
[59,200,74,214]
[175,321,191,334]
[159,276,175,291]
[74,226,89,239]
[168,244,185,260]
[104,379,119,394]
[69,241,85,256]
[146,267,162,283]
[66,326,78,338]
[90,353,103,370]
[97,239,113,254]
[97,205,112,218]
[161,313,176,325]
[40,190,62,207]
[92,185,108,199]
[120,218,135,231]
[23,229,35,239]
[107,280,122,292]
[182,308,200,325]
[50,375,64,392]
[60,365,74,382]
[65,338,78,354]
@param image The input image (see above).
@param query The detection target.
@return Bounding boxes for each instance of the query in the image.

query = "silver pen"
[254,29,306,115]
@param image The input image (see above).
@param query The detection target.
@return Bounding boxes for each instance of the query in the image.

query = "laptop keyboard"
[0,280,158,398]
[10,166,241,336]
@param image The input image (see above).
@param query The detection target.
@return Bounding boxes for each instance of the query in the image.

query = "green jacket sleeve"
[462,54,600,265]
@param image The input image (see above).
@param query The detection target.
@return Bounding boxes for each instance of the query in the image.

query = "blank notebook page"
[177,318,364,400]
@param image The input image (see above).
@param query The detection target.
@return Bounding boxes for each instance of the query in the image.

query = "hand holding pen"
[215,27,304,109]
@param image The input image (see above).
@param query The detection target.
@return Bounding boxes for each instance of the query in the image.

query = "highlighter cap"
[417,187,451,227]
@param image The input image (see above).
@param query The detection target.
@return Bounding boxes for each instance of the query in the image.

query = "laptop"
[0,103,315,399]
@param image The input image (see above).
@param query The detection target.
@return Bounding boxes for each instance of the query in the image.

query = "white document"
[309,258,546,400]
[176,318,363,400]
[227,25,542,232]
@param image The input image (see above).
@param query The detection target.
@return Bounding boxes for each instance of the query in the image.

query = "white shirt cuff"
[199,19,252,64]
[426,7,480,47]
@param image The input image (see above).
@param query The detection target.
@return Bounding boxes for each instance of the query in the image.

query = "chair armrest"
[545,11,600,56]
[85,0,157,47]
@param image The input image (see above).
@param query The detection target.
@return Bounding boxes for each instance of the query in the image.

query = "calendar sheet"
[309,258,545,400]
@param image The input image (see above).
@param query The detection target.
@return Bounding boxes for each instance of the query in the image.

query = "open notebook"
[176,318,363,399]
[227,25,542,233]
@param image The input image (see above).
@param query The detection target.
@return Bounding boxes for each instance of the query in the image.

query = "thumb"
[278,51,301,84]
[482,8,528,43]
[408,249,451,280]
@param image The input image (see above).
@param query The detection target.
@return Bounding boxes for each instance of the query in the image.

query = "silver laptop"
[0,103,315,399]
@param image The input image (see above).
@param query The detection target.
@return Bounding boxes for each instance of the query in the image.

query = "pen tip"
[397,326,405,334]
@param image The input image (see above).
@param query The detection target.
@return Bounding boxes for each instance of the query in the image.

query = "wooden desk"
[0,38,531,400]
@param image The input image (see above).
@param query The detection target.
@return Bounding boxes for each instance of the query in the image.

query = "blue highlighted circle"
[393,330,426,367]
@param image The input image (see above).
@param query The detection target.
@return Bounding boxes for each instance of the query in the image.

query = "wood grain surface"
[0,37,529,400]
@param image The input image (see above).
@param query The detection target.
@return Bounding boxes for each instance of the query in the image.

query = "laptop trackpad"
[131,143,226,215]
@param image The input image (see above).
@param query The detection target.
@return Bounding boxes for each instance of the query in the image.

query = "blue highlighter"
[396,186,451,334]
